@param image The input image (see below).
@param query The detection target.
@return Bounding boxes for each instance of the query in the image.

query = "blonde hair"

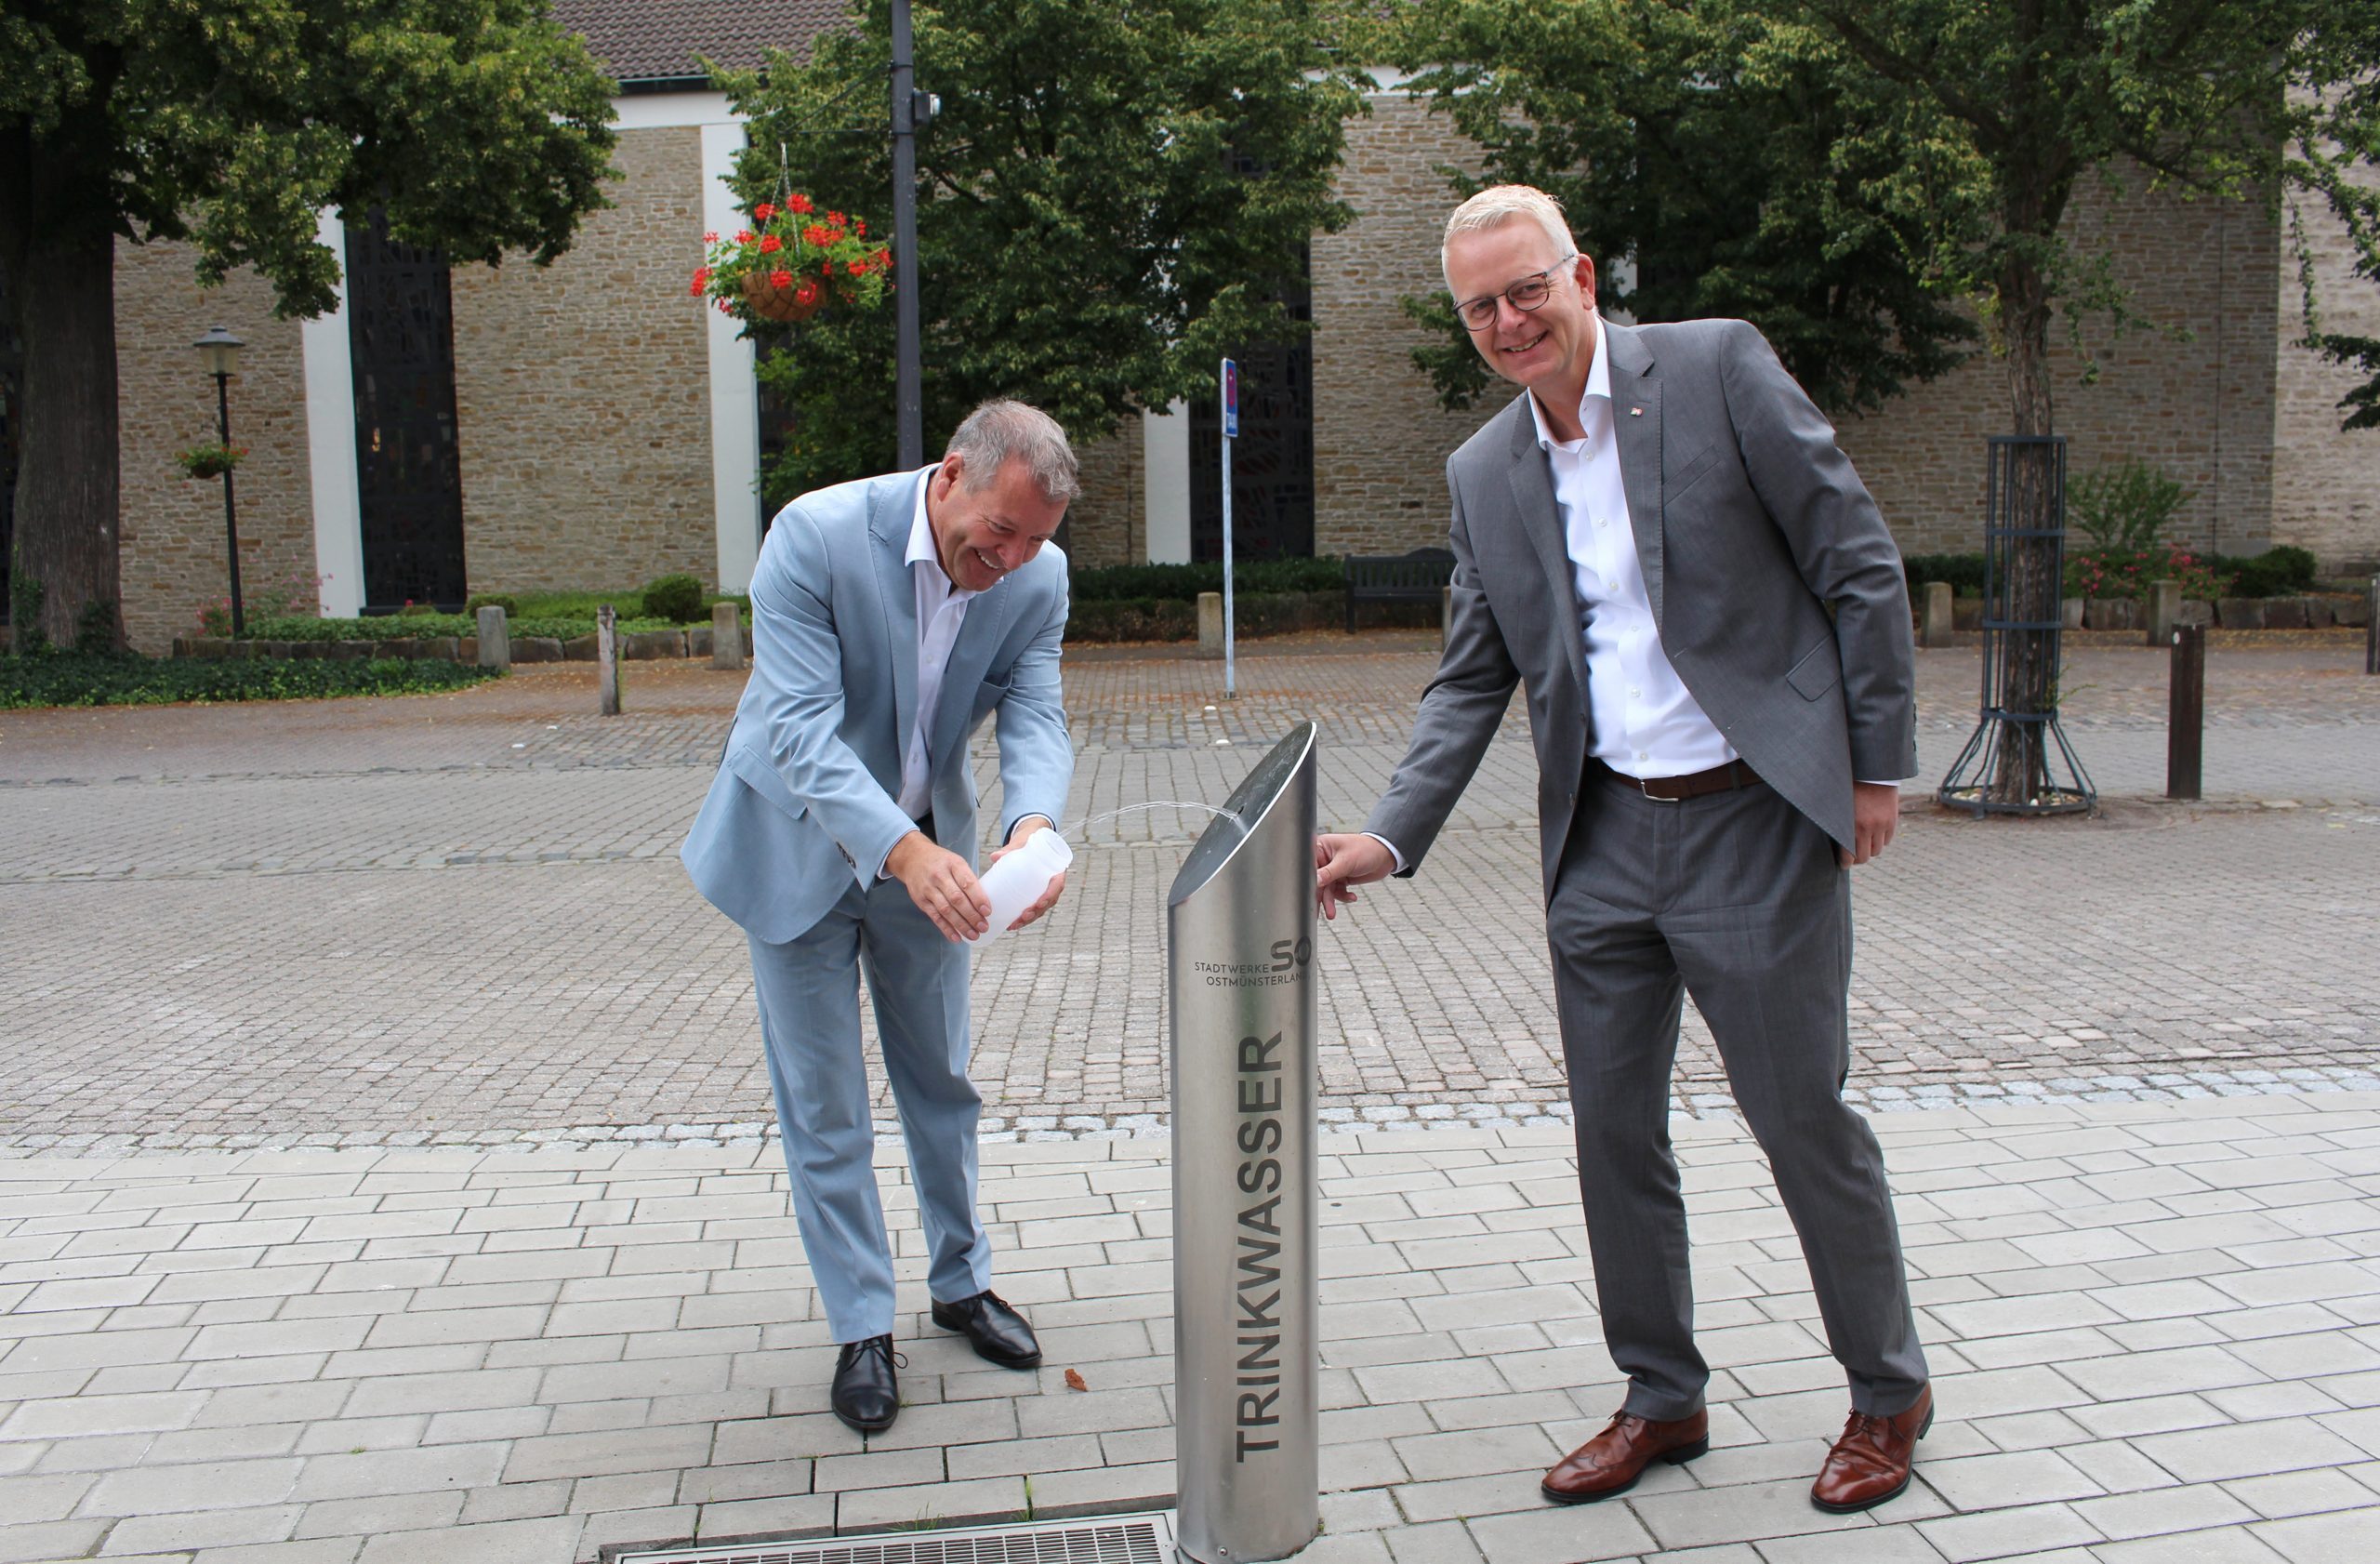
[1442,185,1580,289]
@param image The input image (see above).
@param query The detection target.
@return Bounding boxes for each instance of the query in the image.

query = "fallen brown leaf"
[1064,1368,1088,1392]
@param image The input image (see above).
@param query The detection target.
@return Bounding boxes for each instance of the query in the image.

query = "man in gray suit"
[682,400,1077,1435]
[1316,188,1932,1513]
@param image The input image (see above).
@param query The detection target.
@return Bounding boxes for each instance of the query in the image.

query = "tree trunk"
[8,229,121,651]
[1986,249,2058,805]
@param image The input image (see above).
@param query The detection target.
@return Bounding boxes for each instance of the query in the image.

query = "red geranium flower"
[794,279,822,306]
[789,193,813,215]
[734,229,755,245]
[770,268,793,288]
[759,234,782,254]
[754,203,776,222]
[828,210,845,227]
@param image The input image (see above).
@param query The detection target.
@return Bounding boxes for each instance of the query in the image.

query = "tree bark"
[1987,246,2058,805]
[7,228,121,651]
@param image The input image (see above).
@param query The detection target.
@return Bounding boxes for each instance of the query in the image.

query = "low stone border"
[172,627,720,663]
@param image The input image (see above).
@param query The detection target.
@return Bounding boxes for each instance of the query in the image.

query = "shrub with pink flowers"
[2064,543,2234,603]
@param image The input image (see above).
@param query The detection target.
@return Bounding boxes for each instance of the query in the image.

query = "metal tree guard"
[1937,434,2096,816]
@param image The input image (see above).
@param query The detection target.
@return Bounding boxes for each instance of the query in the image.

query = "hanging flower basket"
[744,270,826,323]
[177,442,246,480]
[693,191,891,329]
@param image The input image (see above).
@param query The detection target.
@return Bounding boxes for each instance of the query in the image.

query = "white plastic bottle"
[970,828,1074,948]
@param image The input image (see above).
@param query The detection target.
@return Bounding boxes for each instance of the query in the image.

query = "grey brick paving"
[0,1102,2371,1561]
[2,635,2376,1153]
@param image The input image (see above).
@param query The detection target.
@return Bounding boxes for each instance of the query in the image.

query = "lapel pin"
[1629,405,1643,417]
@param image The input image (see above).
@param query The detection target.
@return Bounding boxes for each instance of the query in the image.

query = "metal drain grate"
[613,1512,1175,1564]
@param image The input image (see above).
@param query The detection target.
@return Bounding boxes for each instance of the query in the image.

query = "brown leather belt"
[1612,758,1762,802]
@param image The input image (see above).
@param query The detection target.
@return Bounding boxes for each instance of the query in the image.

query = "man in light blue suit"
[682,400,1077,1435]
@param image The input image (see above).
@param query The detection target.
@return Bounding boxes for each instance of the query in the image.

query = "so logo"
[1268,936,1313,973]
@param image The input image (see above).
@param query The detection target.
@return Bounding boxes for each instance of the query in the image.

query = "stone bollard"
[1921,581,1955,649]
[2145,580,2179,647]
[2060,596,2085,631]
[476,605,510,669]
[1197,590,1223,659]
[711,601,745,670]
[596,603,622,716]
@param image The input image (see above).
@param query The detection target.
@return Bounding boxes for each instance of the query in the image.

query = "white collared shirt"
[1527,331,1738,780]
[900,467,975,819]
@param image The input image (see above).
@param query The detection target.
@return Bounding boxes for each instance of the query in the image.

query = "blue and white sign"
[1221,358,1239,440]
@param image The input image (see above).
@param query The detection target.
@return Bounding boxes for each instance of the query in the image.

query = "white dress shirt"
[1527,338,1738,780]
[899,468,975,820]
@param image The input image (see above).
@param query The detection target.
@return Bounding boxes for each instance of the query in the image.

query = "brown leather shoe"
[1810,1385,1933,1513]
[1540,1409,1710,1504]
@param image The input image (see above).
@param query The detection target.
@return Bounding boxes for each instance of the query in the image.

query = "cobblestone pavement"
[1,633,2374,1151]
[0,1098,2374,1564]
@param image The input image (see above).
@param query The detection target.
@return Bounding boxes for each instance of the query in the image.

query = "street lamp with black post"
[193,325,246,639]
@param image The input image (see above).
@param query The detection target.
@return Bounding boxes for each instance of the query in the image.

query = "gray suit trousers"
[1548,766,1928,1420]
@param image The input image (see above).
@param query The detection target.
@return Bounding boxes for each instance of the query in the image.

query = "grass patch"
[0,652,503,709]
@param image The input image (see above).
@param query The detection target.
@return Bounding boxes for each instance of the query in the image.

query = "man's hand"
[1841,782,1900,867]
[1315,832,1396,921]
[987,817,1067,932]
[886,830,992,941]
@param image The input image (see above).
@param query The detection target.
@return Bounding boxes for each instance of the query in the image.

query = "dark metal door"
[1190,249,1315,562]
[0,275,18,627]
[346,208,468,609]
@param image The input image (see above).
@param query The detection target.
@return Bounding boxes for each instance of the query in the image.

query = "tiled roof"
[550,0,850,83]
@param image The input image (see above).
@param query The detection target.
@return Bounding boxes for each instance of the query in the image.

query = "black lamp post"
[193,325,246,639]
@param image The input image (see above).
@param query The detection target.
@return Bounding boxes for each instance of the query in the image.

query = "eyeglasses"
[1453,255,1578,331]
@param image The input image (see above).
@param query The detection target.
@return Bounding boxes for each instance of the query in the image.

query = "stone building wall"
[2272,171,2380,572]
[1064,421,1143,568]
[1310,102,2296,565]
[447,126,716,594]
[113,245,315,652]
[1835,168,2279,561]
[1309,92,1501,557]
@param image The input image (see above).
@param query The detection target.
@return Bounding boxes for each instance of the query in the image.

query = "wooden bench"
[1344,548,1456,632]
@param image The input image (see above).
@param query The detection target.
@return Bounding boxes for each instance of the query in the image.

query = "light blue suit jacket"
[681,468,1073,945]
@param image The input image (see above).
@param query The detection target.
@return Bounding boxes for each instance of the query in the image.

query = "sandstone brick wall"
[448,126,716,594]
[1837,169,2279,561]
[114,244,315,652]
[1310,104,2295,566]
[1309,93,1501,557]
[2272,170,2380,573]
[1065,420,1143,567]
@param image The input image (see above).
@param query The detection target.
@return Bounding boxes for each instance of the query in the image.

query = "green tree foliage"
[1777,0,2380,439]
[1383,0,1977,418]
[0,0,617,647]
[717,0,1369,504]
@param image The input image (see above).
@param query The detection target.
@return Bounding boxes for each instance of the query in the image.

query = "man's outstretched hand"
[886,830,991,942]
[1315,832,1396,921]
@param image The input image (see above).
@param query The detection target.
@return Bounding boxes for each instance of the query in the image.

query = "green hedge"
[1068,557,1348,603]
[241,614,688,642]
[2210,546,2318,598]
[1,652,502,709]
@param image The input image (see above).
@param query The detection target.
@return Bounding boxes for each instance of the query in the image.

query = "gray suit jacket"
[681,468,1073,945]
[1368,316,1915,898]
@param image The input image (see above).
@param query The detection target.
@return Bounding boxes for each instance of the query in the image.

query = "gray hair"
[1442,185,1580,289]
[945,399,1080,504]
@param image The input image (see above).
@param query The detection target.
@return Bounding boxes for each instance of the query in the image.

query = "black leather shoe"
[830,1334,901,1434]
[931,1289,1042,1368]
